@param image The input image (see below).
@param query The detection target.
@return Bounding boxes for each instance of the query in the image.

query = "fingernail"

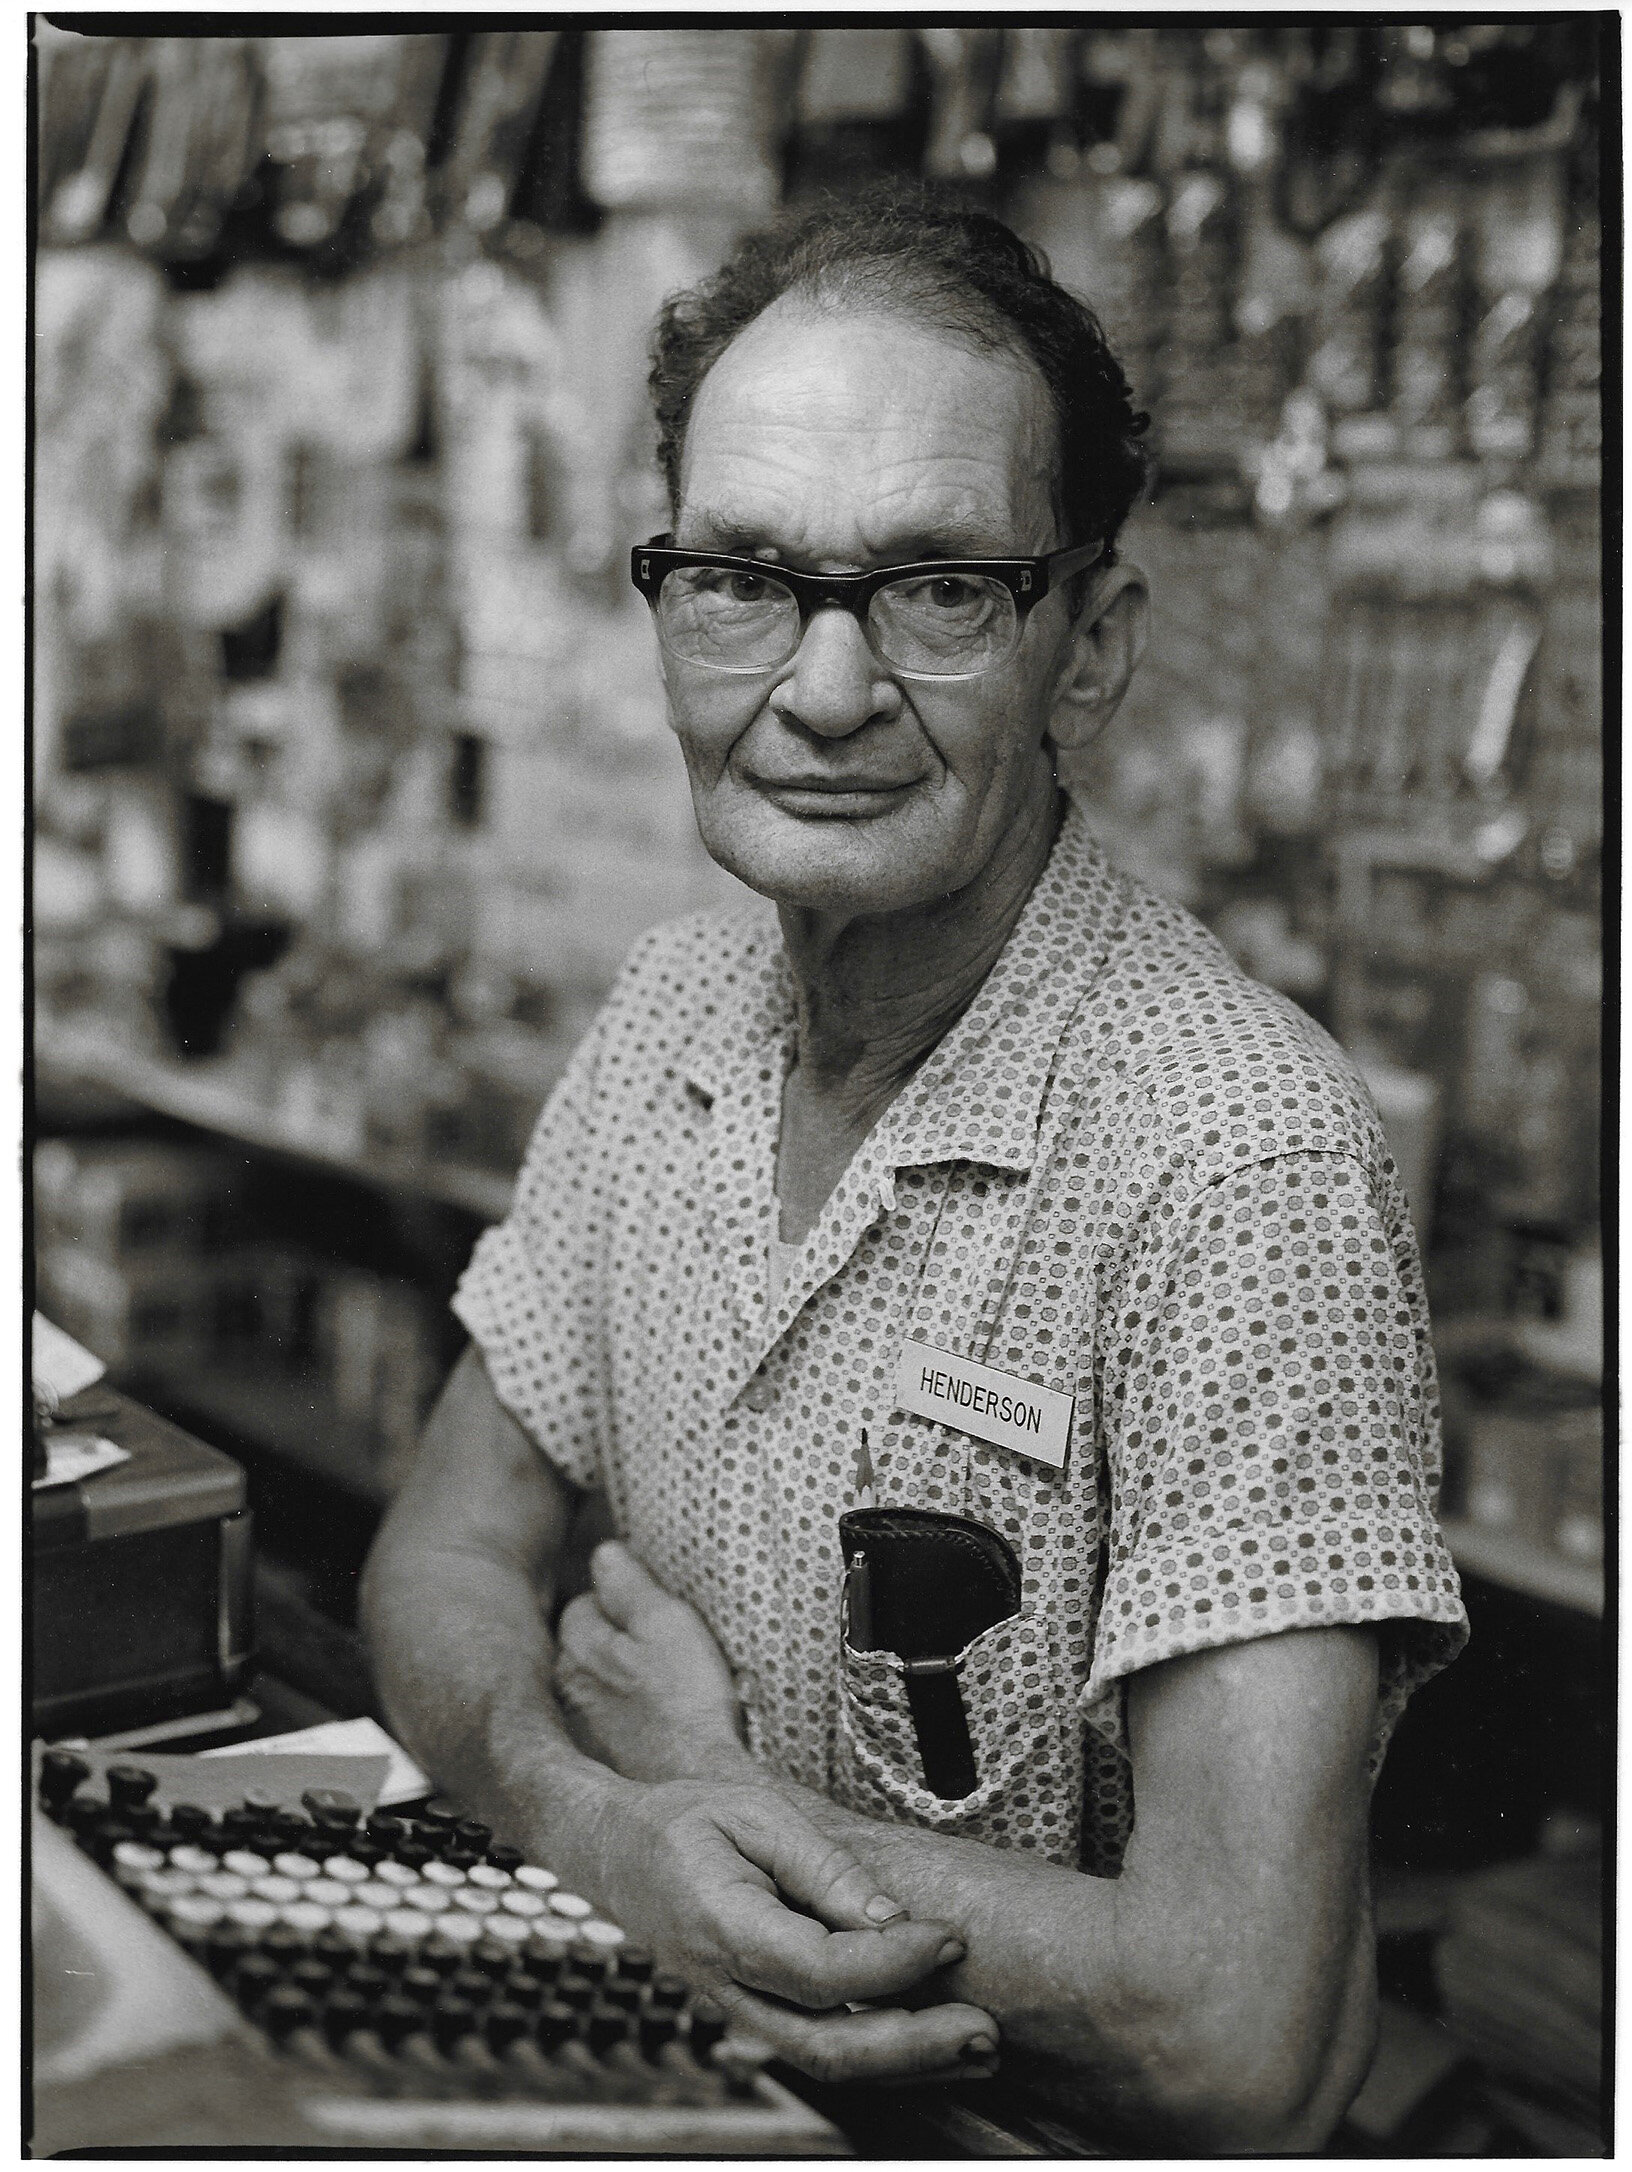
[962,2034,998,2060]
[937,1936,967,1967]
[865,1894,910,1925]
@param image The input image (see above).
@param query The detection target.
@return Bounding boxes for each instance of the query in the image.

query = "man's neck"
[777,782,1065,1133]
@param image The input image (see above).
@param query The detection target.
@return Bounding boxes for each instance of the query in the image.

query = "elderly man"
[363,192,1465,2149]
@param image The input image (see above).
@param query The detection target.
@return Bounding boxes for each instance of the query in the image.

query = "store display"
[34,25,1603,1616]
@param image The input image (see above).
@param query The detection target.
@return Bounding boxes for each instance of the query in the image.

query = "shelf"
[1440,1518,1603,1618]
[37,1024,516,1220]
[128,1360,390,1507]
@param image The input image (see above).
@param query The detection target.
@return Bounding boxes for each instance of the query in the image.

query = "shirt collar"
[681,798,1124,1172]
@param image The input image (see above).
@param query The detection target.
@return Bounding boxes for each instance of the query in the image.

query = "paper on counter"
[33,1313,107,1401]
[203,1715,430,1807]
[34,1432,130,1490]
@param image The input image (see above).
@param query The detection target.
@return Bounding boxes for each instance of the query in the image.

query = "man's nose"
[771,607,897,738]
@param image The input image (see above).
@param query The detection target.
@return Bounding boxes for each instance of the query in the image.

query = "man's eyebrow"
[679,516,1020,563]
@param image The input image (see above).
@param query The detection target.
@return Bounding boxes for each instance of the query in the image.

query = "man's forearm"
[708,1754,1371,2150]
[362,1522,619,1892]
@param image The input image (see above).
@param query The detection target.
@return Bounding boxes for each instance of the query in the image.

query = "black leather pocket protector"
[838,1508,1022,1798]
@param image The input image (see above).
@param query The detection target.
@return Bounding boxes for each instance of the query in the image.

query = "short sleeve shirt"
[454,800,1468,1875]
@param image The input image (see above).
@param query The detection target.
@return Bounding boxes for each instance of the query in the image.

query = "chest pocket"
[831,1163,1093,1866]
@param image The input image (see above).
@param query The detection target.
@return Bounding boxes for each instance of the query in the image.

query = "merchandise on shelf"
[34,29,1604,1459]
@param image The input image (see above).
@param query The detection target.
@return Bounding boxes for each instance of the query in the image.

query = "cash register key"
[400,1964,443,2006]
[112,1839,166,1874]
[322,1986,370,2049]
[198,1871,250,1902]
[251,1874,301,1905]
[232,1951,282,2012]
[395,1840,433,1871]
[367,1811,408,1846]
[169,1843,219,1876]
[513,1864,558,1893]
[518,1934,568,1981]
[39,1748,91,1810]
[486,1844,524,1875]
[226,1898,279,1932]
[420,1797,462,1829]
[64,1799,105,1843]
[261,1923,306,1967]
[105,1763,159,1811]
[467,1862,512,1890]
[205,1918,256,1977]
[640,2007,679,2060]
[374,1858,418,1888]
[324,1854,372,1885]
[547,1891,594,1920]
[302,1787,361,1827]
[222,1849,272,1880]
[435,1913,484,1946]
[283,1901,336,1936]
[138,1867,197,1903]
[383,1909,431,1942]
[690,1998,728,2057]
[302,1879,350,1910]
[466,1937,513,1978]
[616,1944,654,1983]
[648,1969,689,2010]
[499,1888,548,1918]
[333,1905,384,1940]
[291,1957,335,2001]
[577,1918,625,1948]
[453,1887,500,1916]
[355,1881,400,1912]
[167,1893,227,1931]
[422,1859,466,1888]
[484,1912,533,1945]
[485,2001,532,2053]
[367,1933,415,1974]
[262,1984,317,2047]
[273,1852,322,1881]
[456,1819,493,1853]
[404,1885,453,1915]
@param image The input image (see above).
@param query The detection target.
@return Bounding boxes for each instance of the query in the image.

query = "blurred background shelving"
[31,23,1607,2153]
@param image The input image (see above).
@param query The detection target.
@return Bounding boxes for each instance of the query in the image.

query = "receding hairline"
[675,279,1068,537]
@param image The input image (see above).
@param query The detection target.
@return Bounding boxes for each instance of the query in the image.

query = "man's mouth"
[749,776,919,817]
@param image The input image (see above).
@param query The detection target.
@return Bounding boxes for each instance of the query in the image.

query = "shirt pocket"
[834,1609,1077,1854]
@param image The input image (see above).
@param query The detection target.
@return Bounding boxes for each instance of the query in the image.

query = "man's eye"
[726,572,771,603]
[928,577,974,608]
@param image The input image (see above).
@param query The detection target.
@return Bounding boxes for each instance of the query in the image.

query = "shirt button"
[741,1377,774,1413]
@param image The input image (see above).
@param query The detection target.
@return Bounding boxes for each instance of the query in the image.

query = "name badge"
[893,1340,1073,1470]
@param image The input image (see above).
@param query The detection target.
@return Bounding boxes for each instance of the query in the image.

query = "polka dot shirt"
[454,799,1467,1877]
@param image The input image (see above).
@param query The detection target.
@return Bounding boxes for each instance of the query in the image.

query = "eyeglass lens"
[656,566,1020,677]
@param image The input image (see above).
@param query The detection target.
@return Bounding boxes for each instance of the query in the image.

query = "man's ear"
[1046,565,1150,754]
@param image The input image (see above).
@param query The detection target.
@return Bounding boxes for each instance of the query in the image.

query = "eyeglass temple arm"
[1041,540,1107,592]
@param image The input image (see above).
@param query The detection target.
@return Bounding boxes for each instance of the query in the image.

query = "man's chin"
[695,799,944,918]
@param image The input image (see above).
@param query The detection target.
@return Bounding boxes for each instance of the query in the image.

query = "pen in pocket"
[854,1428,876,1509]
[845,1549,874,1650]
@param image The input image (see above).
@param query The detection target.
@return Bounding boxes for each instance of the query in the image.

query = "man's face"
[663,299,1084,919]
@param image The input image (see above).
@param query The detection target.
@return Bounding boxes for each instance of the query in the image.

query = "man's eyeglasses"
[629,536,1105,681]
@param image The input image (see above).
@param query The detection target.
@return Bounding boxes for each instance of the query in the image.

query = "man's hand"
[556,1541,749,1782]
[556,1542,998,2079]
[577,1771,999,2082]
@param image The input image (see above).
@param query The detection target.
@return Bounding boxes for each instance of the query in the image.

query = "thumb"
[589,1539,675,1632]
[723,1791,920,1935]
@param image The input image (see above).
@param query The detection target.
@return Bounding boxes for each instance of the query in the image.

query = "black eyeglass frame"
[629,534,1107,673]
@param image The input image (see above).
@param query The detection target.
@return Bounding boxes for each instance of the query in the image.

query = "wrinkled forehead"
[677,294,1063,549]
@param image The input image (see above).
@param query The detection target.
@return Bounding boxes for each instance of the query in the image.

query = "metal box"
[32,1391,253,1739]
